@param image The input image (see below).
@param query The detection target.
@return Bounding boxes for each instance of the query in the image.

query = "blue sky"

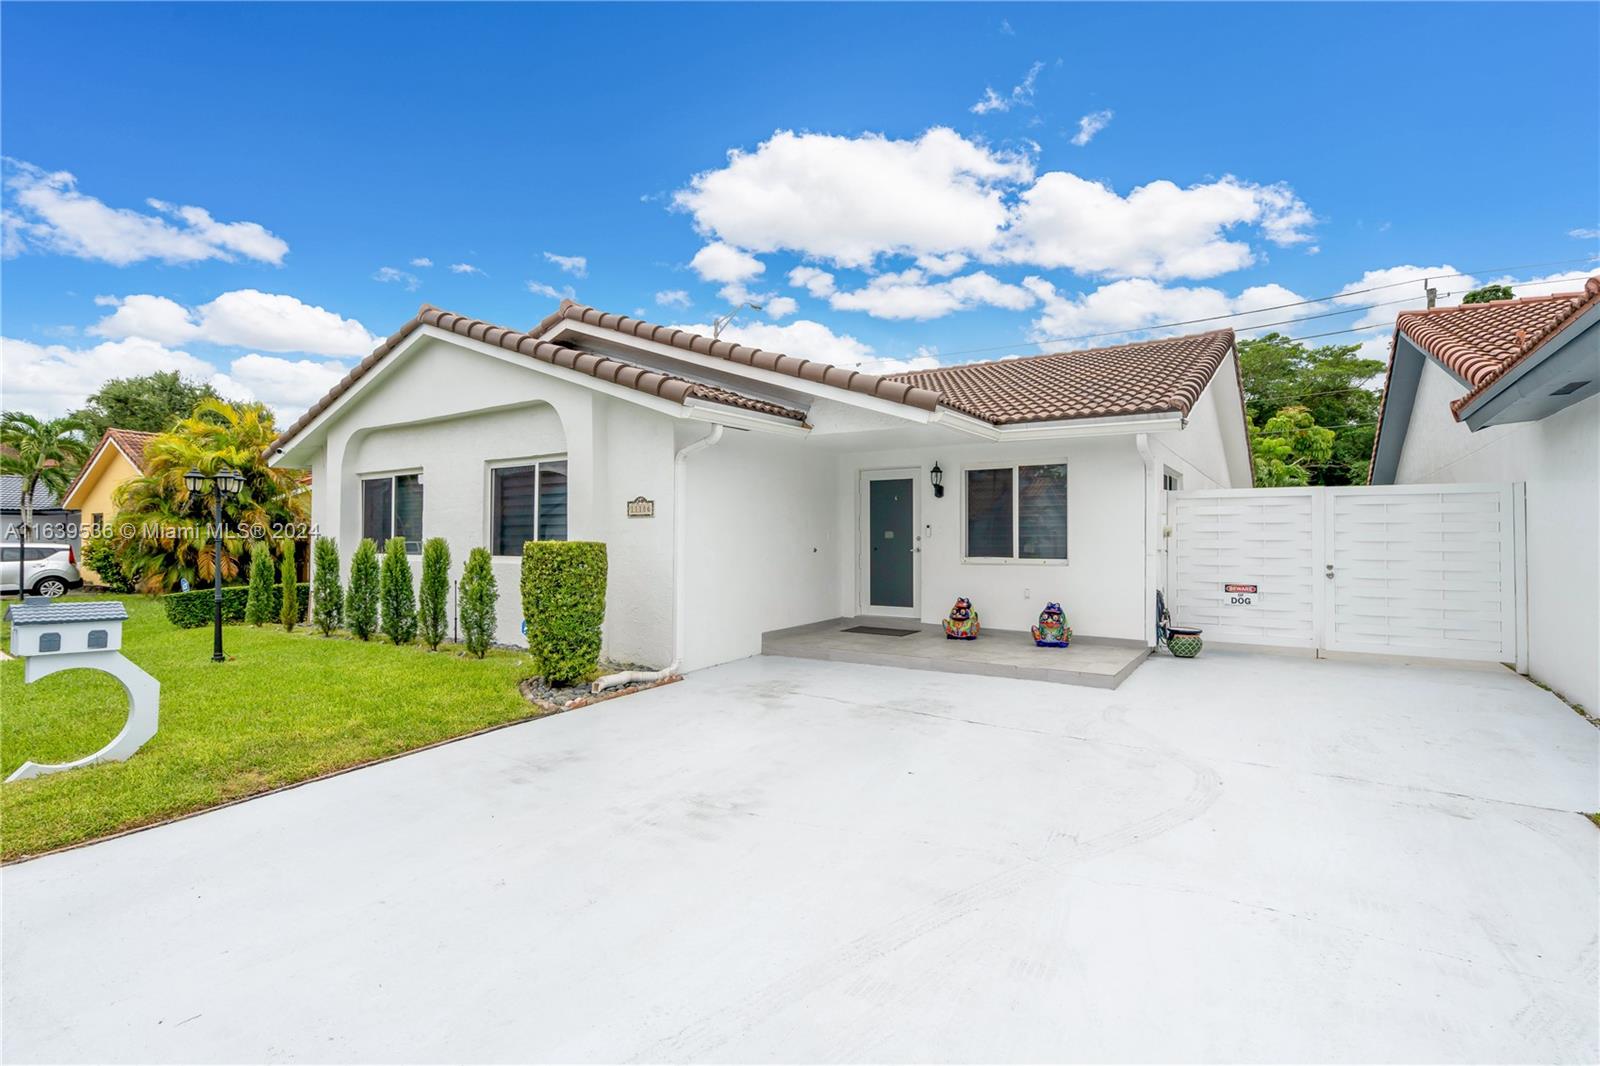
[4,2,1597,419]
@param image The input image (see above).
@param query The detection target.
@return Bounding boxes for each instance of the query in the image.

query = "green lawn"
[1,595,543,862]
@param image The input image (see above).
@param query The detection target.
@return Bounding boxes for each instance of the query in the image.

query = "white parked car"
[0,543,84,598]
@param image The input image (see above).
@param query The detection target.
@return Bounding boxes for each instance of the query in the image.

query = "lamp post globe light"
[186,467,244,662]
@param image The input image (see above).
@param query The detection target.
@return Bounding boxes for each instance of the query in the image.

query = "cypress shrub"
[279,550,299,631]
[162,583,309,628]
[346,538,381,640]
[418,537,450,650]
[380,536,417,645]
[459,547,498,659]
[312,536,342,636]
[244,544,275,626]
[522,541,607,686]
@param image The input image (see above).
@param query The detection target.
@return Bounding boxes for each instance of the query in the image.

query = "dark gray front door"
[868,478,915,609]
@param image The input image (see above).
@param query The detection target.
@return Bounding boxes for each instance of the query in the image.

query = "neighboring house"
[1,475,77,548]
[270,302,1253,672]
[61,428,157,583]
[1369,276,1599,710]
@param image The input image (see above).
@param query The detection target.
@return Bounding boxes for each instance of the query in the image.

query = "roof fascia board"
[991,410,1186,441]
[682,397,811,436]
[1368,335,1426,485]
[541,322,935,425]
[61,434,138,510]
[271,325,700,466]
[1455,300,1600,426]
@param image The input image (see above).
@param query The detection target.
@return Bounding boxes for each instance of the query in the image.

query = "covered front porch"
[762,616,1150,689]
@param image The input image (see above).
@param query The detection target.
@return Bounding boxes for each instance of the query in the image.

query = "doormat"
[842,625,919,637]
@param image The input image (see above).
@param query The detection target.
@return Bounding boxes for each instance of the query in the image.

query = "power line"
[884,256,1598,365]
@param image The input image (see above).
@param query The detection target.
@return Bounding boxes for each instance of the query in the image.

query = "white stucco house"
[269,301,1252,673]
[1369,276,1599,711]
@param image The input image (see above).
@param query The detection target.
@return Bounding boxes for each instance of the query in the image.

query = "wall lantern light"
[930,462,944,498]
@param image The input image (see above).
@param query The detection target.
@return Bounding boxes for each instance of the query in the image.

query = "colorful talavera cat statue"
[943,597,980,640]
[1031,602,1072,647]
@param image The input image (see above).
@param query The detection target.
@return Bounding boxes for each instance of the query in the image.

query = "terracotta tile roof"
[884,329,1237,425]
[270,305,806,452]
[61,428,159,505]
[1395,276,1600,416]
[533,300,942,412]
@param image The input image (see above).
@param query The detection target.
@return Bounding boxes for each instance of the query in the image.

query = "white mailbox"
[5,599,159,782]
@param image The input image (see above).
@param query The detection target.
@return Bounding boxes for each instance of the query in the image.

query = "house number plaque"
[626,496,655,518]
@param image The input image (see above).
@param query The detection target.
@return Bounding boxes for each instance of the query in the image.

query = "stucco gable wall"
[73,449,141,583]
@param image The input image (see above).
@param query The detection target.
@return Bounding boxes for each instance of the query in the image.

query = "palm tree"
[0,412,92,599]
[113,399,309,593]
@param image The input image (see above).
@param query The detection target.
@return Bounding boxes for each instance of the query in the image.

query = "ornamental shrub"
[459,547,498,659]
[346,538,381,640]
[312,536,342,636]
[244,544,275,626]
[82,530,136,593]
[522,541,607,686]
[279,549,299,631]
[161,583,309,628]
[418,537,450,650]
[380,536,417,645]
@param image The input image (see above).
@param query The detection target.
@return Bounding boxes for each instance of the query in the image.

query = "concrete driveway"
[4,650,1597,1064]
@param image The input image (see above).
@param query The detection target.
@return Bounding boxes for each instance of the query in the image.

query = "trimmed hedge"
[522,541,607,687]
[162,583,311,628]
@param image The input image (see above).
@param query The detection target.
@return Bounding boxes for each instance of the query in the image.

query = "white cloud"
[970,62,1043,115]
[449,262,484,276]
[1001,173,1315,279]
[1491,269,1596,296]
[763,296,798,319]
[1069,109,1113,147]
[544,252,588,277]
[221,353,350,416]
[667,317,900,370]
[689,241,766,284]
[830,269,1037,320]
[655,289,692,308]
[788,265,836,298]
[1569,228,1600,240]
[374,266,420,291]
[675,128,1034,270]
[409,256,433,267]
[0,334,224,415]
[90,289,378,357]
[2,159,288,266]
[1332,264,1470,330]
[673,127,1314,282]
[527,280,576,301]
[1021,277,1306,347]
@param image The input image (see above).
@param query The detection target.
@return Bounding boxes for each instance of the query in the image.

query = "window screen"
[1018,464,1068,560]
[538,461,568,542]
[493,459,569,555]
[362,478,393,544]
[394,474,423,554]
[965,468,1014,558]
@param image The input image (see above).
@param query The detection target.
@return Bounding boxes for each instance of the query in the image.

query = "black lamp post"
[184,466,245,662]
[930,462,945,499]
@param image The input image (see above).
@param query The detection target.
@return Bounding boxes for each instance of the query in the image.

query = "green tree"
[244,543,275,626]
[111,399,309,593]
[1250,405,1335,487]
[0,412,92,598]
[1236,333,1383,486]
[312,536,343,636]
[418,537,451,650]
[345,539,381,640]
[279,548,299,631]
[1461,284,1514,305]
[81,530,137,593]
[459,547,498,659]
[380,537,417,645]
[73,371,228,435]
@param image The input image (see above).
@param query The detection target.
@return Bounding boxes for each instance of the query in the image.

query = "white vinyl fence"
[1166,484,1522,664]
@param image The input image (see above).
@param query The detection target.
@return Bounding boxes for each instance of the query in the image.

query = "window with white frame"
[362,473,423,553]
[492,458,568,556]
[964,462,1068,561]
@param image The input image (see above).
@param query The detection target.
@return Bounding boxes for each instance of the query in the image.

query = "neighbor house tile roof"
[0,475,65,513]
[270,305,807,452]
[1395,276,1600,416]
[884,329,1237,425]
[533,300,943,412]
[60,428,159,505]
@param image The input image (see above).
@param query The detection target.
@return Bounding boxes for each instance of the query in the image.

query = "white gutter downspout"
[592,424,725,692]
[1135,433,1159,649]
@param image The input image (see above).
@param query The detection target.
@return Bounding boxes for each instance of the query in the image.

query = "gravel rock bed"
[519,664,680,712]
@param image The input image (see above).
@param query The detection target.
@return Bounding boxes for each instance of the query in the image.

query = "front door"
[863,473,917,614]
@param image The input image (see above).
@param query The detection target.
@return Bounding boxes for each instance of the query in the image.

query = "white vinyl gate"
[1166,484,1523,664]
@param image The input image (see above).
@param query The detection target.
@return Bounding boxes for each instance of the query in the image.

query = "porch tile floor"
[761,617,1150,688]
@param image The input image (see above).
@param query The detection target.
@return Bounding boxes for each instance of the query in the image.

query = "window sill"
[961,557,1070,566]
